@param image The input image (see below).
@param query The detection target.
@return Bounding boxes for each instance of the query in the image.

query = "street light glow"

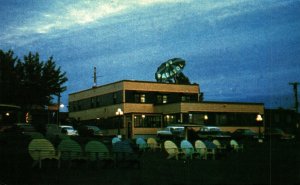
[116,108,123,115]
[256,114,263,122]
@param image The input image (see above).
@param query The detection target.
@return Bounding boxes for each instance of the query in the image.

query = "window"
[189,114,193,122]
[134,115,162,128]
[156,94,168,104]
[134,94,139,103]
[164,114,176,124]
[113,93,117,104]
[140,94,146,103]
[157,95,162,104]
[95,96,100,107]
[90,97,95,108]
[181,95,190,102]
[163,95,168,103]
[134,93,146,103]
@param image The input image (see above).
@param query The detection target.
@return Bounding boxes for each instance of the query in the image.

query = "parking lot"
[0,130,299,185]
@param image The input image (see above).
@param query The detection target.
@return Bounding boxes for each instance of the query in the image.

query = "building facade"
[68,80,264,138]
[265,108,299,133]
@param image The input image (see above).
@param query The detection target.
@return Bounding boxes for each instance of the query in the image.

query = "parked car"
[196,126,230,140]
[197,130,231,141]
[59,125,78,136]
[11,123,36,135]
[264,128,295,140]
[157,126,184,139]
[46,124,79,138]
[199,126,221,132]
[86,125,106,136]
[231,129,259,140]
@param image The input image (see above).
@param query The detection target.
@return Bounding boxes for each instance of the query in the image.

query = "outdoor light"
[115,108,123,135]
[256,114,263,142]
[60,104,65,108]
[5,112,10,116]
[115,108,123,116]
[256,114,263,122]
[204,114,208,125]
[142,114,145,119]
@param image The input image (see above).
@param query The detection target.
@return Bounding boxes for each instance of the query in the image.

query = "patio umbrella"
[155,58,186,83]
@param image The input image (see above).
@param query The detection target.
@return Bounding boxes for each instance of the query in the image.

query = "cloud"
[1,0,295,47]
[1,0,299,110]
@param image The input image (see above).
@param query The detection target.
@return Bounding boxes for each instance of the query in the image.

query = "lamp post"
[115,108,123,136]
[57,102,64,125]
[256,114,263,142]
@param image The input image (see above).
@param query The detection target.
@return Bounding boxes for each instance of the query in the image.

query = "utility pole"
[289,82,299,113]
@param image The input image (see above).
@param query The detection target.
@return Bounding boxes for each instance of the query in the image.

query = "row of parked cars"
[4,123,107,138]
[157,126,295,141]
[47,124,108,137]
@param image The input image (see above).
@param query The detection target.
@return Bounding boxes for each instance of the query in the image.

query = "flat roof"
[69,79,199,95]
[201,101,264,106]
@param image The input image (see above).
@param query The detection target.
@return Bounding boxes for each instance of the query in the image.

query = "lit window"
[163,95,168,103]
[189,114,193,120]
[140,94,146,103]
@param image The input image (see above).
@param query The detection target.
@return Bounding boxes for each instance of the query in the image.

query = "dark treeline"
[0,49,68,111]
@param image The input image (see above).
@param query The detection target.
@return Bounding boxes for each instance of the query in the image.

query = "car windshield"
[170,127,184,132]
[200,126,220,132]
[60,126,74,130]
[87,126,100,131]
[244,130,255,134]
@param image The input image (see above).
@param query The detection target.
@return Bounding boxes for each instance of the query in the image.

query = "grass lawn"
[0,133,299,185]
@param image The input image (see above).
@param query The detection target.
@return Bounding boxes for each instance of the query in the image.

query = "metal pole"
[118,115,120,135]
[289,82,299,113]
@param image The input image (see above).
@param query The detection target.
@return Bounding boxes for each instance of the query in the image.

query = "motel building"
[68,80,264,138]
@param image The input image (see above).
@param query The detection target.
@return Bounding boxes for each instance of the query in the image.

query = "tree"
[0,50,68,110]
[175,72,191,85]
[0,50,20,104]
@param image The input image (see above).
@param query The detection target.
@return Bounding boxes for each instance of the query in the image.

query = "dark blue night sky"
[1,0,300,111]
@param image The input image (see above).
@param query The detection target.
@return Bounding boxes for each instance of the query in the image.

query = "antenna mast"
[93,67,97,88]
[289,82,299,113]
[93,67,103,88]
